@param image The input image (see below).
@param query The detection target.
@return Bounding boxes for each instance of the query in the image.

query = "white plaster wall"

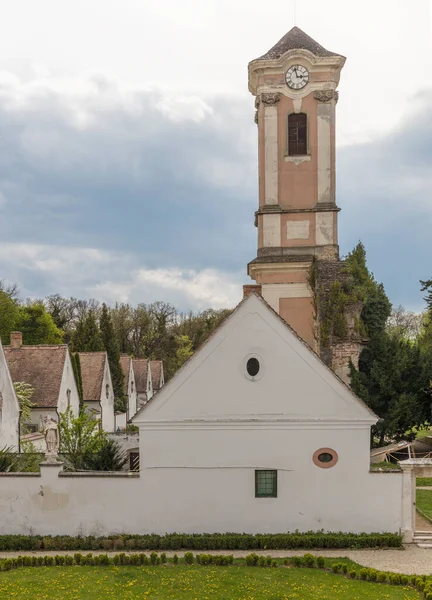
[115,412,127,430]
[0,342,19,450]
[100,360,115,433]
[262,214,281,247]
[264,105,278,205]
[58,352,80,417]
[30,409,58,430]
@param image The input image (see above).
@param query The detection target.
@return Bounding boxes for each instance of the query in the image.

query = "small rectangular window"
[288,113,307,156]
[255,470,277,498]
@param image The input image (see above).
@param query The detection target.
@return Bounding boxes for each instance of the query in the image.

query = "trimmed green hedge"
[0,532,402,552]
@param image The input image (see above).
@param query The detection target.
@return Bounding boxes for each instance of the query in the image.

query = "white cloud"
[0,242,242,311]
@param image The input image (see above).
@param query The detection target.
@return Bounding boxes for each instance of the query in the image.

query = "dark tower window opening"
[288,113,307,156]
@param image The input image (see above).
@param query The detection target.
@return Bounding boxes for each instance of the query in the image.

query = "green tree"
[99,303,125,412]
[13,382,35,433]
[348,244,429,445]
[59,407,106,471]
[16,303,63,345]
[70,310,103,352]
[83,438,128,471]
[421,279,432,313]
[71,353,84,406]
[0,290,19,344]
[175,334,194,369]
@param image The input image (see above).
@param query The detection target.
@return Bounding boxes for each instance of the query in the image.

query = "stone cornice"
[138,417,375,431]
[314,89,339,103]
[256,205,341,217]
[260,92,281,105]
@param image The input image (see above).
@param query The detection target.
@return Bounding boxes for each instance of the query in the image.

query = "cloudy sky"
[0,0,431,312]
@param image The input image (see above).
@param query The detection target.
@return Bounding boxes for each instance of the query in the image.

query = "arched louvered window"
[288,113,307,156]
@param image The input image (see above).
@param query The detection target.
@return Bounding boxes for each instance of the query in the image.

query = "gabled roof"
[150,360,164,391]
[4,345,68,408]
[120,355,131,394]
[132,359,149,394]
[78,352,107,402]
[133,293,376,423]
[257,26,343,61]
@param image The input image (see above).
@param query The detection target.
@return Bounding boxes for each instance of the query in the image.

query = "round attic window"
[246,357,260,377]
[313,448,338,469]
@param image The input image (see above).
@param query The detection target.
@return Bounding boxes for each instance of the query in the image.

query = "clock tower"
[245,27,345,352]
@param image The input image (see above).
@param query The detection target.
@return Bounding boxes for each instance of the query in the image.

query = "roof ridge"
[255,25,343,61]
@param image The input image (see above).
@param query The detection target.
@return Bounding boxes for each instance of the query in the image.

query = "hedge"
[0,531,402,552]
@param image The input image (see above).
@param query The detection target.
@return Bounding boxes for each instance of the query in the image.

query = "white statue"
[43,416,60,461]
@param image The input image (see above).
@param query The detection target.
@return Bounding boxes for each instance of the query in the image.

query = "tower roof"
[258,26,342,61]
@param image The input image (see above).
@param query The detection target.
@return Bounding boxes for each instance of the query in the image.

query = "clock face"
[286,65,309,90]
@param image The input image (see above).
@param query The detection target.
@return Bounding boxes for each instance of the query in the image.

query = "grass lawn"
[417,488,432,520]
[417,477,432,487]
[0,565,421,600]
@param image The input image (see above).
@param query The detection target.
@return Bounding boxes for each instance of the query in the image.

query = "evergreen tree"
[71,353,84,406]
[348,245,429,445]
[71,310,103,352]
[99,303,125,412]
[0,290,19,344]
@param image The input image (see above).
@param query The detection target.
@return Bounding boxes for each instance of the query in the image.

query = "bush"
[74,553,82,565]
[245,553,259,567]
[349,570,357,579]
[291,556,303,567]
[331,563,341,574]
[377,572,387,583]
[400,575,408,585]
[150,552,159,565]
[184,552,194,565]
[369,569,377,582]
[271,560,278,568]
[342,564,348,574]
[266,556,272,567]
[303,553,315,568]
[258,556,266,567]
[139,553,149,565]
[65,555,74,566]
[173,554,179,565]
[316,556,325,569]
[160,552,167,564]
[360,568,369,580]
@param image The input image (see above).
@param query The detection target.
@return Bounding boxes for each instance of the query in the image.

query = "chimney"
[243,284,262,299]
[10,331,22,349]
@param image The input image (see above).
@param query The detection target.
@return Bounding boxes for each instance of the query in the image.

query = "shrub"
[245,553,259,567]
[390,574,401,585]
[65,555,74,566]
[139,553,149,565]
[425,593,432,600]
[342,564,348,574]
[173,554,179,565]
[369,569,377,582]
[150,552,159,565]
[3,559,13,571]
[360,568,369,580]
[266,556,272,567]
[258,556,266,567]
[184,552,194,565]
[271,560,278,568]
[349,570,357,579]
[303,553,315,568]
[291,556,303,567]
[113,554,120,566]
[377,572,387,583]
[97,554,110,566]
[36,556,44,567]
[74,553,82,565]
[416,580,425,593]
[160,552,167,564]
[55,555,65,566]
[331,563,341,574]
[316,556,325,569]
[31,556,38,567]
[400,575,408,585]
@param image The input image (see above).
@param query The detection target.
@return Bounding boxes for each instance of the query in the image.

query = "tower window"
[288,113,307,156]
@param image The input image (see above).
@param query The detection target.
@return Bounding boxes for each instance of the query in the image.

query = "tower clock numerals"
[285,65,309,90]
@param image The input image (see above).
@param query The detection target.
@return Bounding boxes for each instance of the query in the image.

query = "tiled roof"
[78,352,107,402]
[257,26,342,61]
[120,355,131,394]
[132,359,148,394]
[150,360,164,391]
[4,345,68,408]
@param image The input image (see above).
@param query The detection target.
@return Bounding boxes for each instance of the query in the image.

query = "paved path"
[417,486,432,491]
[0,547,431,575]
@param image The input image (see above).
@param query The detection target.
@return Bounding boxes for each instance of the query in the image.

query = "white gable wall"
[0,341,19,450]
[134,295,403,535]
[127,361,138,420]
[100,359,115,433]
[57,351,80,417]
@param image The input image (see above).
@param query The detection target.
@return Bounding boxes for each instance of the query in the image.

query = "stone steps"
[413,532,432,548]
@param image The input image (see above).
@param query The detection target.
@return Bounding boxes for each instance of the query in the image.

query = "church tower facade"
[245,27,345,352]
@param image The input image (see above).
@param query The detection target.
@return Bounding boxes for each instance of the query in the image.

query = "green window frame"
[255,470,277,498]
